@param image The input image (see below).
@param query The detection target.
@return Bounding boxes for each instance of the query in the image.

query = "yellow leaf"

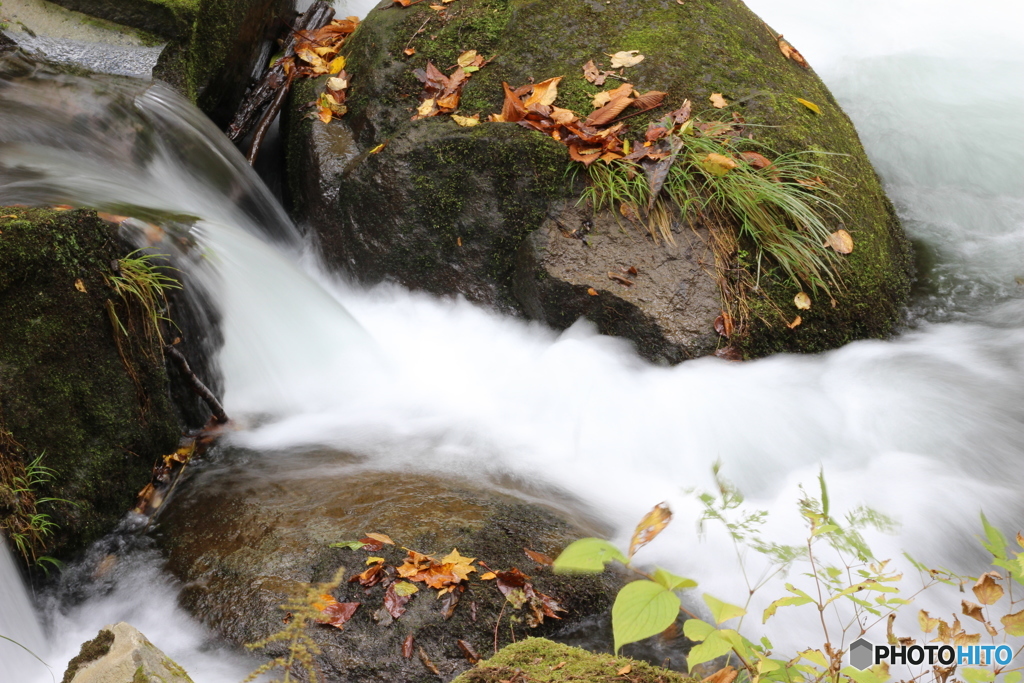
[1001,609,1024,636]
[525,76,562,108]
[628,502,672,558]
[441,548,475,566]
[592,90,612,108]
[327,76,348,91]
[796,97,821,114]
[318,107,332,124]
[701,152,738,176]
[480,572,497,580]
[452,114,481,127]
[74,278,87,293]
[617,664,632,675]
[369,143,386,154]
[393,581,419,596]
[417,98,438,117]
[823,229,854,254]
[429,3,444,8]
[794,292,811,310]
[973,572,1004,605]
[365,532,394,545]
[607,50,645,68]
[709,92,728,108]
[366,556,386,565]
[457,50,478,68]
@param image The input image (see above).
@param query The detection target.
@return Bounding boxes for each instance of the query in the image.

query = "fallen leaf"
[703,665,738,683]
[457,639,481,664]
[552,661,567,671]
[318,597,360,630]
[608,272,634,286]
[327,76,348,91]
[709,92,728,108]
[550,107,578,125]
[402,634,414,658]
[440,590,460,619]
[385,582,413,619]
[418,647,441,676]
[429,3,445,8]
[608,50,645,68]
[715,346,742,361]
[586,94,634,127]
[328,56,346,74]
[787,315,802,329]
[794,292,811,310]
[582,60,607,86]
[524,76,562,108]
[618,664,633,675]
[525,548,554,566]
[701,152,738,176]
[417,98,438,117]
[452,114,481,127]
[404,47,416,56]
[714,313,734,337]
[632,90,667,111]
[796,97,821,114]
[457,50,478,68]
[778,35,809,68]
[480,571,497,580]
[823,229,854,254]
[592,90,613,108]
[587,288,599,296]
[739,151,773,171]
[369,143,387,154]
[74,278,87,293]
[629,502,672,558]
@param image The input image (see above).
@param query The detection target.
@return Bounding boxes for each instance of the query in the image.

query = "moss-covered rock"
[44,0,293,126]
[0,208,180,562]
[453,637,693,683]
[286,0,912,360]
[157,448,645,682]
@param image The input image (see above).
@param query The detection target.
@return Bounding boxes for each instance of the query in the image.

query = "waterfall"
[0,0,1022,679]
[0,537,49,681]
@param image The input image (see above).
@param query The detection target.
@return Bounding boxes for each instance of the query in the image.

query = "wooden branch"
[164,345,229,424]
[246,77,291,165]
[226,0,336,146]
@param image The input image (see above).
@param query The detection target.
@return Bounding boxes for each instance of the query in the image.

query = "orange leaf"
[823,229,854,254]
[628,502,672,558]
[500,82,527,123]
[632,90,667,111]
[524,76,562,108]
[585,95,634,127]
[778,35,809,68]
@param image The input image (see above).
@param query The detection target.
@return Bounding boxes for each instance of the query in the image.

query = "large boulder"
[0,209,181,563]
[285,0,913,362]
[40,0,294,125]
[63,622,195,683]
[156,448,645,682]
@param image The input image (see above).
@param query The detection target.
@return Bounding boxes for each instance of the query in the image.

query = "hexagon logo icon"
[849,638,874,670]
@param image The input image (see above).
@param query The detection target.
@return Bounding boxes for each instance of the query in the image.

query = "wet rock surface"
[157,448,632,682]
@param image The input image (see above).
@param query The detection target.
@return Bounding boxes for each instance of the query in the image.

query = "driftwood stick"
[164,345,229,424]
[246,78,291,164]
[226,0,336,145]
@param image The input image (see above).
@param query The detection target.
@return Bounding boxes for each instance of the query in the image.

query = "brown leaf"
[384,582,415,619]
[350,560,387,587]
[962,600,985,622]
[404,47,416,56]
[715,346,742,361]
[823,229,854,254]
[618,664,633,675]
[525,548,554,566]
[629,502,672,558]
[358,536,386,552]
[74,278,87,293]
[319,599,360,630]
[973,572,1004,606]
[778,35,810,68]
[524,76,562,108]
[794,292,811,310]
[633,90,667,111]
[552,661,567,671]
[457,639,481,664]
[714,313,734,337]
[709,92,728,108]
[1001,609,1024,636]
[739,151,773,171]
[418,647,441,676]
[550,107,579,126]
[364,532,394,545]
[645,124,669,142]
[452,114,480,127]
[500,82,527,123]
[608,272,634,287]
[439,588,460,620]
[402,634,414,658]
[703,666,738,683]
[582,60,607,86]
[667,99,692,124]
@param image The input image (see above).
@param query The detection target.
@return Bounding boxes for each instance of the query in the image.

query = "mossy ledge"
[0,208,180,563]
[452,638,693,683]
[286,0,913,359]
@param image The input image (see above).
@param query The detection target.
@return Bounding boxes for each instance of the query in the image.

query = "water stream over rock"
[1,0,1022,680]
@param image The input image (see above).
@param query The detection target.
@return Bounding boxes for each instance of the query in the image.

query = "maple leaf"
[441,548,478,581]
[582,59,607,86]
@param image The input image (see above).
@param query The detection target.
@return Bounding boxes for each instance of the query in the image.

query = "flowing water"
[1,0,1023,680]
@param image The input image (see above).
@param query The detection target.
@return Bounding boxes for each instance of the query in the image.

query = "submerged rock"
[157,449,635,682]
[63,622,194,683]
[285,0,913,361]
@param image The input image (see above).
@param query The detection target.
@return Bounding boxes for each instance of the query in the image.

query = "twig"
[247,77,291,164]
[164,345,229,424]
[404,15,432,52]
[493,599,507,655]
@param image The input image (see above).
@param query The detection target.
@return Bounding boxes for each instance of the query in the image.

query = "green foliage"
[105,250,181,348]
[552,538,628,574]
[243,567,346,683]
[612,580,681,654]
[0,449,67,570]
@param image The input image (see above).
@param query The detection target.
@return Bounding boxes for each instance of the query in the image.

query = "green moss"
[453,638,693,683]
[61,628,114,683]
[0,208,180,561]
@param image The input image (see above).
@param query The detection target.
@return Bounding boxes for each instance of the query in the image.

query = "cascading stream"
[0,0,1021,679]
[0,538,47,682]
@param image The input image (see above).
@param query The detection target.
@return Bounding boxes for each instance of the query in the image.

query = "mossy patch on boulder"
[452,637,693,683]
[0,208,180,562]
[286,0,912,360]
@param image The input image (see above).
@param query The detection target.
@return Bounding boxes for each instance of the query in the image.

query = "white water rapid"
[1,0,1022,680]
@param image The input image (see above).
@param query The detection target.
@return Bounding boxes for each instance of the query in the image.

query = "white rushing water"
[1,0,1023,680]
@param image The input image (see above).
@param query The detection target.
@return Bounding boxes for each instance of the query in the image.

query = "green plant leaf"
[763,594,814,622]
[841,665,891,683]
[703,593,746,624]
[800,649,828,668]
[611,580,680,653]
[980,512,1009,561]
[1003,672,1021,683]
[682,618,716,642]
[653,567,697,591]
[329,540,366,550]
[962,668,996,683]
[1001,609,1024,636]
[553,538,628,574]
[686,630,734,670]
